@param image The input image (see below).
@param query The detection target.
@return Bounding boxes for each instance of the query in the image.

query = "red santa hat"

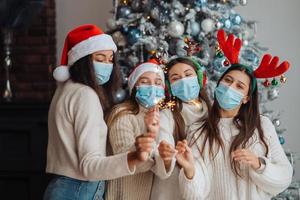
[53,24,117,82]
[128,59,165,94]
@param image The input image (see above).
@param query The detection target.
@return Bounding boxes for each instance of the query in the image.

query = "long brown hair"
[69,53,121,114]
[192,64,269,177]
[165,57,211,142]
[106,87,140,127]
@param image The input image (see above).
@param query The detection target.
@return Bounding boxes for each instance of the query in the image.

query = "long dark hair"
[191,64,269,177]
[165,57,211,142]
[69,53,121,114]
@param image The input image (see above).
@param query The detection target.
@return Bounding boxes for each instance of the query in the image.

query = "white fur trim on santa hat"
[128,63,165,94]
[53,65,70,82]
[68,34,117,66]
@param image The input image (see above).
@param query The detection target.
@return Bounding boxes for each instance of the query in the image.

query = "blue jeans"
[43,175,105,200]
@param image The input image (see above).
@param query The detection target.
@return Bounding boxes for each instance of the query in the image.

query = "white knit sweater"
[150,101,208,200]
[46,80,134,181]
[179,116,293,200]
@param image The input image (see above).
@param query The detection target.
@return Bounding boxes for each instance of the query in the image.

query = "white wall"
[56,0,300,179]
[56,0,113,63]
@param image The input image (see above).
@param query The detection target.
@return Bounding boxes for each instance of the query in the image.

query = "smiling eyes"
[170,72,194,82]
[139,78,162,86]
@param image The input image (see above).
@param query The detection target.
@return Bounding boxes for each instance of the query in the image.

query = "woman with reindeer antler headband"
[175,30,293,200]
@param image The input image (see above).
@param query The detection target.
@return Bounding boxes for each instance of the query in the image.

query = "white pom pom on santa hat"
[53,24,117,82]
[53,65,70,82]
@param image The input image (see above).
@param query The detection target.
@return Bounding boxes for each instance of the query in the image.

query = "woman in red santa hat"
[44,24,155,200]
[105,59,177,200]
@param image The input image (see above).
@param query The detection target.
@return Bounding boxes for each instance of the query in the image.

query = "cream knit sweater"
[151,99,292,200]
[179,116,293,200]
[105,105,173,200]
[150,101,208,200]
[46,80,134,181]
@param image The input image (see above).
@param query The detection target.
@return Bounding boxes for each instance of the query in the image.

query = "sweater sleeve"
[249,116,293,195]
[178,144,211,200]
[72,87,135,181]
[109,111,154,174]
[151,109,177,179]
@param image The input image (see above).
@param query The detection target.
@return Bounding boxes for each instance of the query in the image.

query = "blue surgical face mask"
[135,85,165,108]
[215,83,244,110]
[93,61,113,85]
[170,76,200,102]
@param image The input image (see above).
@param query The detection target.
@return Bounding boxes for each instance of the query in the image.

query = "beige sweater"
[105,105,173,200]
[46,80,134,181]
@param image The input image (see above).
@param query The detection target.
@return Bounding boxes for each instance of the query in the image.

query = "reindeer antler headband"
[217,29,290,93]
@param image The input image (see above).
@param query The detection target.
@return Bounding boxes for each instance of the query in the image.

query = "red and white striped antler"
[217,29,242,64]
[254,54,290,78]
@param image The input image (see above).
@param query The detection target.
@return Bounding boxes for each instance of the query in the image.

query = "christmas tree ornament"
[212,56,229,76]
[117,5,132,19]
[201,18,215,33]
[230,14,242,25]
[220,18,232,29]
[241,49,259,66]
[127,28,141,45]
[278,135,285,145]
[215,21,223,29]
[271,78,279,86]
[191,21,201,36]
[195,0,207,7]
[168,21,185,38]
[263,79,270,87]
[113,88,127,103]
[184,37,201,56]
[240,0,248,6]
[280,75,287,83]
[273,118,281,127]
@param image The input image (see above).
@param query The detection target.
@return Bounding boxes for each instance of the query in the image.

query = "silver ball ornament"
[168,21,185,38]
[201,18,215,33]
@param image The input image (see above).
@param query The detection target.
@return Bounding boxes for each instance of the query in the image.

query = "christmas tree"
[107,0,299,198]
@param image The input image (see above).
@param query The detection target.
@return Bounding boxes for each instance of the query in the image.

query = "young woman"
[150,57,211,200]
[44,24,155,200]
[105,60,176,200]
[177,63,293,199]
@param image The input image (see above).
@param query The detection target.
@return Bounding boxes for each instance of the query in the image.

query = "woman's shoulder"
[107,102,139,126]
[259,115,276,139]
[63,80,98,100]
[260,115,275,131]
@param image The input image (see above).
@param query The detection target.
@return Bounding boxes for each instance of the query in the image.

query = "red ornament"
[223,59,230,67]
[263,79,271,87]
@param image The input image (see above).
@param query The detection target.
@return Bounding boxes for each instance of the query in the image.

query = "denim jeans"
[43,175,105,200]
